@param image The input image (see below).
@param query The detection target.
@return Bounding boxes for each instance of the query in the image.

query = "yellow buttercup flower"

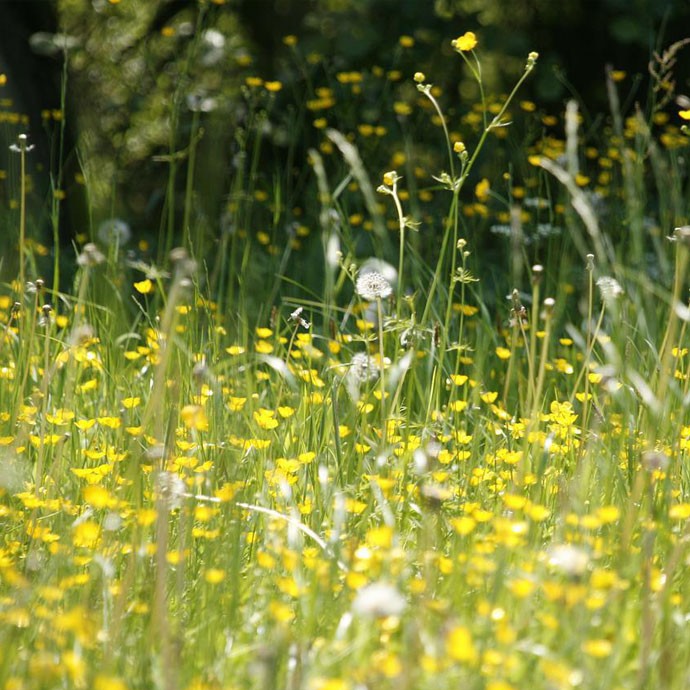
[475,178,490,201]
[453,32,478,52]
[133,278,154,294]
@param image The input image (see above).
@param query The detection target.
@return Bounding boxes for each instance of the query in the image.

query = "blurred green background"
[1,0,689,288]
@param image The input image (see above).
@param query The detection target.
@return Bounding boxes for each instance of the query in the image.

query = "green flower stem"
[377,297,387,446]
[389,182,407,312]
[17,136,28,298]
[420,61,535,331]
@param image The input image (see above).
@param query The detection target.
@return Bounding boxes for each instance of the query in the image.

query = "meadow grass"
[2,24,690,690]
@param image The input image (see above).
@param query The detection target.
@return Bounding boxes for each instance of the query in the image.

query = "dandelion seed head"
[348,352,379,384]
[672,225,690,245]
[547,543,590,577]
[170,247,197,278]
[352,581,406,618]
[103,512,122,532]
[200,28,226,66]
[192,360,211,383]
[97,218,131,246]
[155,471,187,510]
[356,271,392,301]
[28,31,78,56]
[318,464,329,490]
[596,276,624,302]
[187,93,218,112]
[9,133,34,153]
[290,306,311,329]
[77,243,105,267]
[68,323,96,346]
[345,352,379,402]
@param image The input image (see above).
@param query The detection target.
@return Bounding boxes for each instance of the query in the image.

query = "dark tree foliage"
[0,0,688,279]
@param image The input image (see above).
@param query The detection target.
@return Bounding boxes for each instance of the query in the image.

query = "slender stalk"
[418,54,537,329]
[531,299,556,422]
[182,111,202,255]
[392,185,406,310]
[377,297,387,446]
[51,52,70,296]
[420,87,456,182]
[656,240,688,392]
[12,134,31,298]
[520,298,555,482]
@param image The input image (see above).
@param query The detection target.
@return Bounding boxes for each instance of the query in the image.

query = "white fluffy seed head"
[356,271,392,301]
[596,276,624,302]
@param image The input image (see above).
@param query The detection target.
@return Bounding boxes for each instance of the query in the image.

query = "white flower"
[672,225,690,244]
[202,28,225,50]
[356,271,392,301]
[596,276,623,303]
[547,543,589,577]
[97,218,131,245]
[352,581,406,618]
[155,471,187,510]
[345,352,379,402]
[76,243,105,267]
[186,93,218,113]
[289,306,311,329]
[200,29,226,66]
[349,352,379,383]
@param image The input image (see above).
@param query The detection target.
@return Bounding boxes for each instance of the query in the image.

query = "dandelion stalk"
[531,298,556,418]
[355,270,393,447]
[13,292,38,427]
[51,54,70,296]
[511,289,535,409]
[32,296,59,495]
[376,295,387,445]
[10,133,33,299]
[18,141,27,296]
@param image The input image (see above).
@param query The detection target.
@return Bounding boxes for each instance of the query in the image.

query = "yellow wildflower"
[453,32,478,52]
